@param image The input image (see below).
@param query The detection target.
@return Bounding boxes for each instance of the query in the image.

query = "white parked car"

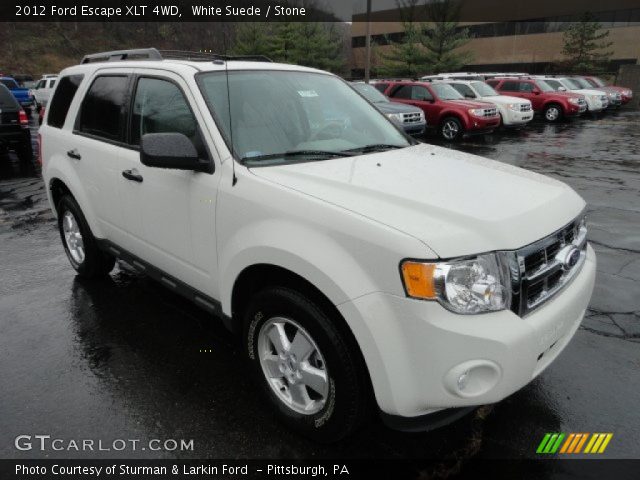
[437,79,533,127]
[40,49,596,441]
[33,75,58,109]
[537,76,608,112]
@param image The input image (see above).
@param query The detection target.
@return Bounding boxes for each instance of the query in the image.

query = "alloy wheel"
[442,120,459,140]
[62,210,85,264]
[257,316,329,415]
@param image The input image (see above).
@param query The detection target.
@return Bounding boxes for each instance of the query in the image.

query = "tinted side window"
[519,82,534,92]
[47,75,84,129]
[49,80,56,89]
[130,77,207,158]
[373,83,389,93]
[500,81,519,91]
[0,85,18,108]
[391,85,413,99]
[412,86,433,101]
[451,84,476,98]
[79,76,128,141]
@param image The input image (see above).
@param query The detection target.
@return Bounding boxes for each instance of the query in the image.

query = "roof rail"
[160,50,272,63]
[81,48,162,64]
[80,48,273,65]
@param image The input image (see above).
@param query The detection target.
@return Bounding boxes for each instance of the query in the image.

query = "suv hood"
[250,144,585,258]
[481,95,530,106]
[375,101,423,115]
[449,99,496,109]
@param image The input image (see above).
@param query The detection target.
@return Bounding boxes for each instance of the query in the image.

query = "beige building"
[350,0,640,77]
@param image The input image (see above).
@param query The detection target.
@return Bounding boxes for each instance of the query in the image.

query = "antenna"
[222,58,237,186]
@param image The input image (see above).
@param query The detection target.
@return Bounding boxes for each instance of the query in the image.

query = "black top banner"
[1,0,640,22]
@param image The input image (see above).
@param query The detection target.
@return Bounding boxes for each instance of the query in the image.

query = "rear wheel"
[543,103,562,122]
[243,286,369,442]
[57,195,115,278]
[440,117,463,141]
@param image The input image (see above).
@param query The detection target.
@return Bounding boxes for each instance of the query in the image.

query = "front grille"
[483,108,498,117]
[508,214,588,316]
[520,104,532,112]
[402,112,423,124]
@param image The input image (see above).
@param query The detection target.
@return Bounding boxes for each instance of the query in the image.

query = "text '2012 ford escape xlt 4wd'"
[41,49,596,442]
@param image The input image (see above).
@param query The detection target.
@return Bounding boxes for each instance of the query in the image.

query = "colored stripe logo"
[537,433,613,454]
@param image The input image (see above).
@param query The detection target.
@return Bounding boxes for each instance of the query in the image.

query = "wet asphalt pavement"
[1,111,639,471]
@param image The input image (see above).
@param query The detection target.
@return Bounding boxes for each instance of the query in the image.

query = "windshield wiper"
[241,149,355,163]
[343,144,407,153]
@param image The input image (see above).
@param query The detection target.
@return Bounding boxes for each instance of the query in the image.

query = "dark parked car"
[0,83,32,169]
[351,82,426,136]
[0,76,36,114]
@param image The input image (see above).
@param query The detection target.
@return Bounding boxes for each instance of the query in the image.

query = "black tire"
[57,195,115,278]
[440,116,463,141]
[543,103,563,122]
[243,286,369,442]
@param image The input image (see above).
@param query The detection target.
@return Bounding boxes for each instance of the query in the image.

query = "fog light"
[457,371,469,390]
[444,360,501,398]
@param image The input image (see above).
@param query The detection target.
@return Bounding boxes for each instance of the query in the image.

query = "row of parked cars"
[0,73,58,171]
[353,72,633,141]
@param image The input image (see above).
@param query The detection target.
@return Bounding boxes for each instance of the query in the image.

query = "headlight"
[401,253,512,314]
[468,108,485,117]
[568,97,581,105]
[507,103,519,112]
[386,113,403,123]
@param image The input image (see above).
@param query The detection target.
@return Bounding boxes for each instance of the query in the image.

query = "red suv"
[374,80,500,140]
[486,77,586,122]
[582,76,633,105]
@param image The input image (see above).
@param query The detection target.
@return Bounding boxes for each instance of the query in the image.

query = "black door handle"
[122,169,143,183]
[67,149,81,160]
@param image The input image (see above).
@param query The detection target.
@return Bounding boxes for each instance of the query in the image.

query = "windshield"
[540,79,562,91]
[352,83,389,104]
[197,71,410,165]
[562,78,581,90]
[573,78,593,89]
[471,81,499,97]
[431,83,464,100]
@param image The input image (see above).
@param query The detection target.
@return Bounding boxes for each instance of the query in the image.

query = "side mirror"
[558,87,566,91]
[533,89,541,95]
[465,93,476,99]
[141,133,211,173]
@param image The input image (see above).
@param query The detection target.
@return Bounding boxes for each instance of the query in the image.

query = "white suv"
[436,79,533,127]
[40,49,596,442]
[536,76,609,112]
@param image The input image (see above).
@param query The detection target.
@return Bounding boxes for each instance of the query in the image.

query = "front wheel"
[57,195,115,278]
[243,286,369,442]
[543,103,563,122]
[440,117,463,141]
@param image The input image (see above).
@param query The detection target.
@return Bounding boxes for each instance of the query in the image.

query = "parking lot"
[1,110,639,471]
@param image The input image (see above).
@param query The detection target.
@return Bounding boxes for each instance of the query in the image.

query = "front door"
[118,71,220,296]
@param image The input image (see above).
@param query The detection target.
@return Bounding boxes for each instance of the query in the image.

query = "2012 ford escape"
[41,49,596,442]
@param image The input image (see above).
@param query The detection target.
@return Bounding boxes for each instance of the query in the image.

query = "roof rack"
[80,48,272,64]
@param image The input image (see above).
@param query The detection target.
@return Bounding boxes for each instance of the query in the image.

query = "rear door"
[71,72,133,248]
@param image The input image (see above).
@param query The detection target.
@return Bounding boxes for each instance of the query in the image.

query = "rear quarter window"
[47,75,84,128]
[78,75,129,141]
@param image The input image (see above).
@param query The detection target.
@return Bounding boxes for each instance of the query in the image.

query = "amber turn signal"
[401,261,437,299]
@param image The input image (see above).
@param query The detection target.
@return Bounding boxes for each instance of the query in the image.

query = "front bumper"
[501,108,533,126]
[402,121,426,136]
[466,115,500,133]
[338,244,596,422]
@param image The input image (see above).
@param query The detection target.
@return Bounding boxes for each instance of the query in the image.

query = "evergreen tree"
[290,23,344,72]
[562,13,613,72]
[420,0,473,74]
[378,21,427,78]
[231,23,274,57]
